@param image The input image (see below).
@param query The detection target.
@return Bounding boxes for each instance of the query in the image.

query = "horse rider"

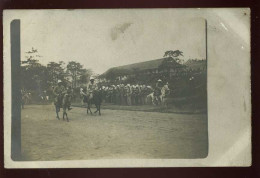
[154,79,163,104]
[53,80,72,111]
[87,76,98,100]
[53,80,65,111]
[161,82,170,103]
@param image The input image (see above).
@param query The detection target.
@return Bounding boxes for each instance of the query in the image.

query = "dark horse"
[83,90,103,115]
[55,93,70,122]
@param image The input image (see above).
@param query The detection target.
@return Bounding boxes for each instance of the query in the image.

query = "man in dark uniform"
[53,80,66,112]
[53,80,72,112]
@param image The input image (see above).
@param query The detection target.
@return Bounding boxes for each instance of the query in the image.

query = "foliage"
[21,48,93,97]
[163,50,184,64]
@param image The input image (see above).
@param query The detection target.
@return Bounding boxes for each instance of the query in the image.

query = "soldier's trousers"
[141,96,146,105]
[127,95,131,105]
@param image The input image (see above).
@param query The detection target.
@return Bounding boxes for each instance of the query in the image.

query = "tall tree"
[46,61,65,86]
[21,47,47,93]
[78,68,93,86]
[66,61,84,88]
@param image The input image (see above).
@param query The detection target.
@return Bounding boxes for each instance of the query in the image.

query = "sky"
[17,9,206,74]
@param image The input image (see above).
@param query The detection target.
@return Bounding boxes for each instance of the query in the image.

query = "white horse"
[161,85,170,102]
[146,92,155,105]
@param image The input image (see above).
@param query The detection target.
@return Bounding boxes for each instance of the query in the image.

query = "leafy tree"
[46,61,65,86]
[21,48,47,93]
[163,50,184,64]
[78,68,93,86]
[66,61,86,88]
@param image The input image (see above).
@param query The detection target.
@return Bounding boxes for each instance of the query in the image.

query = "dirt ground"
[21,105,208,161]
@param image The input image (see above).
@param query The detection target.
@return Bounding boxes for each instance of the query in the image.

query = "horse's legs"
[88,103,93,115]
[55,106,60,120]
[94,104,98,113]
[65,111,69,122]
[98,105,101,116]
[62,107,69,122]
[86,102,91,114]
[62,111,65,120]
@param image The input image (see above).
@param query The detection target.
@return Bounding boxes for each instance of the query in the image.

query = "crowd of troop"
[21,77,170,109]
[101,84,154,105]
[80,79,170,106]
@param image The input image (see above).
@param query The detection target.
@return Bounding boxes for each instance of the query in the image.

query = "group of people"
[101,84,153,106]
[81,79,170,106]
[22,76,170,110]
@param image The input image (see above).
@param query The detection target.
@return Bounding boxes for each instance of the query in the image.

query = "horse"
[160,84,170,106]
[146,92,154,105]
[83,90,103,116]
[55,93,71,122]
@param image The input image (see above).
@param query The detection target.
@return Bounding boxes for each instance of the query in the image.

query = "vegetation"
[21,47,92,96]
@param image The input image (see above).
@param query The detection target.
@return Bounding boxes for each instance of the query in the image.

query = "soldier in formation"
[99,81,165,106]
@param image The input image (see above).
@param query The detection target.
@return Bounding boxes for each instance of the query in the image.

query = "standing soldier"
[134,85,139,105]
[126,84,132,105]
[108,86,113,103]
[131,85,136,105]
[112,85,117,104]
[120,84,125,105]
[116,85,119,105]
[87,76,98,100]
[140,85,147,105]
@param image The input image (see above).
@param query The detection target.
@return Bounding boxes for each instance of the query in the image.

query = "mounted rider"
[87,76,98,100]
[154,79,163,104]
[53,80,72,111]
[155,79,163,95]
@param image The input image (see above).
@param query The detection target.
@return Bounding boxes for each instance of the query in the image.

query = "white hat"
[158,79,162,82]
[90,76,95,80]
[58,80,62,83]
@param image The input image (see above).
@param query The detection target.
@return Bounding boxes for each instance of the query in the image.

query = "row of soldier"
[101,84,154,105]
[80,79,167,106]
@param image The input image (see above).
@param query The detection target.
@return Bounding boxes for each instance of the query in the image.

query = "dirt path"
[21,105,208,161]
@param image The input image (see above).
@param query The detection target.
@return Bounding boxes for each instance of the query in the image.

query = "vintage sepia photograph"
[4,9,251,168]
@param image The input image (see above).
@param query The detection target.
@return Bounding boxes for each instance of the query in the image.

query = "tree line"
[21,48,92,95]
